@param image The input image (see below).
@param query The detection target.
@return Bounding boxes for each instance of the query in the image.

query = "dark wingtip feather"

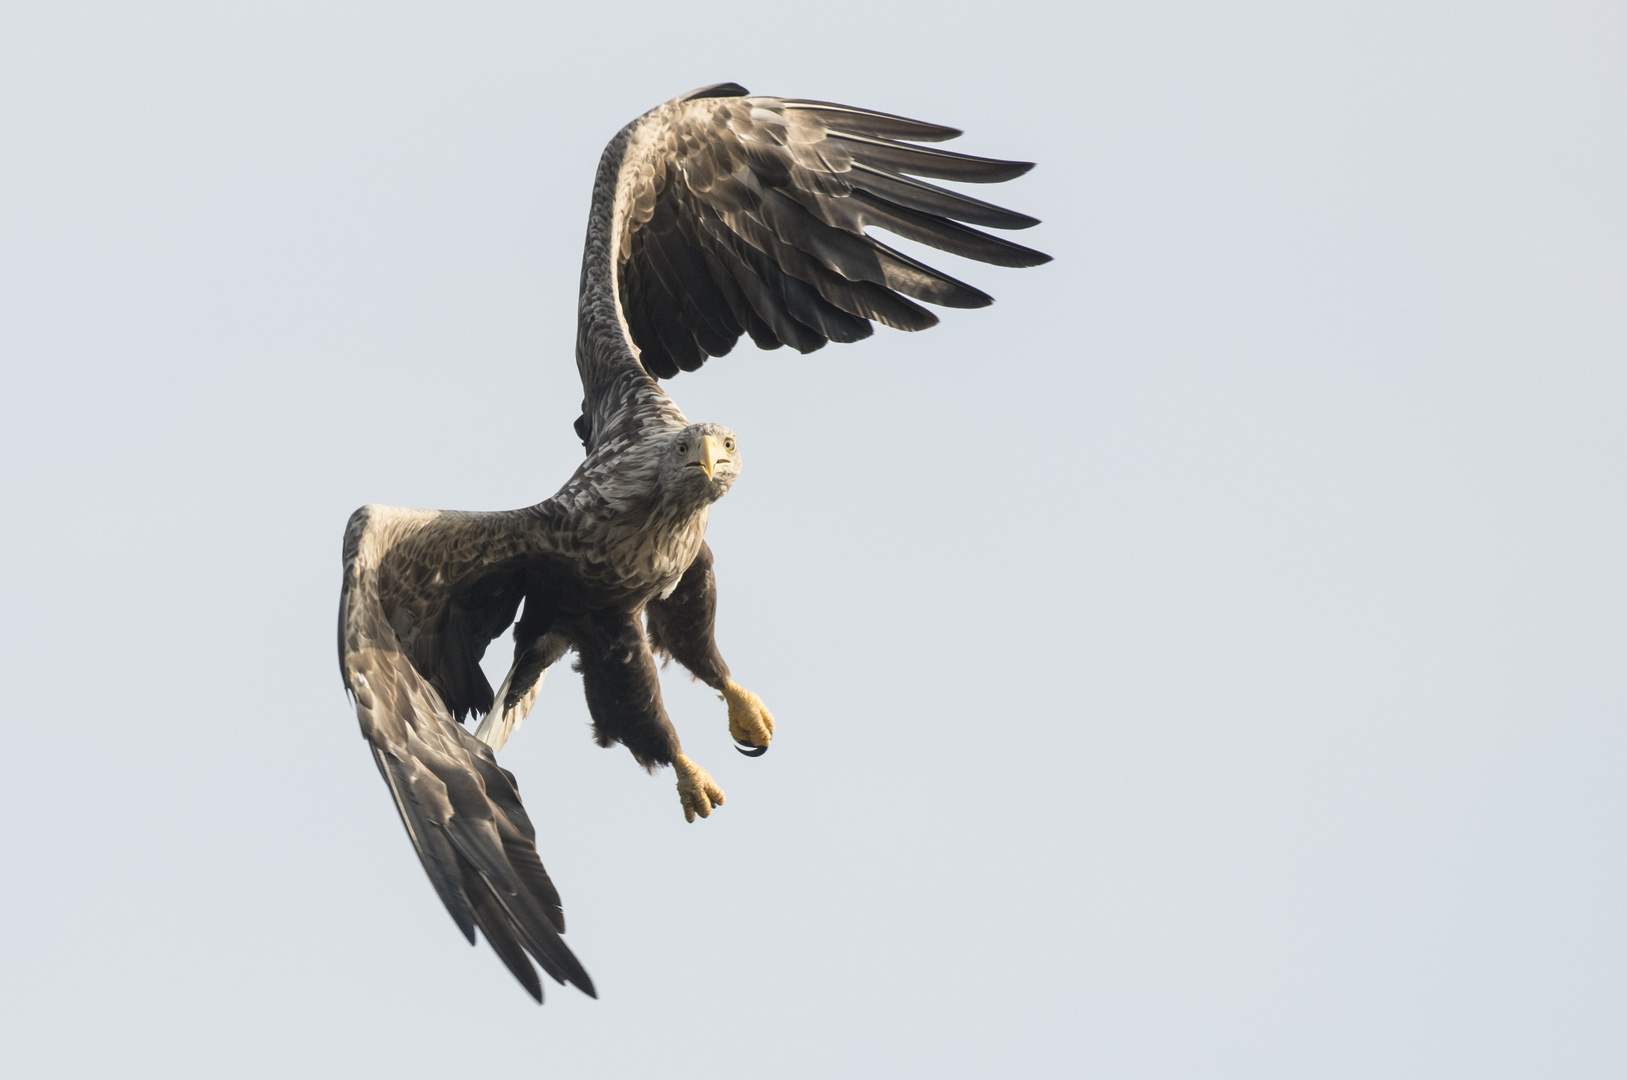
[832,133,1037,183]
[782,99,962,142]
[848,162,1041,230]
[471,886,545,1002]
[682,82,750,101]
[896,306,940,332]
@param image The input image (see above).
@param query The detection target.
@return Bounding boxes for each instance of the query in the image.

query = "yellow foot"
[723,680,776,754]
[674,753,725,823]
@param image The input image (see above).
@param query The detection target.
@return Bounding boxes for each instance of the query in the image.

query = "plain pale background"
[2,2,1622,1077]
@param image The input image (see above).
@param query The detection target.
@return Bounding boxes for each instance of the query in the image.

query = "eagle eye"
[677,442,688,454]
[724,437,735,451]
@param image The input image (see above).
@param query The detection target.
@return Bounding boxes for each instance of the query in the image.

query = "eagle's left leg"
[646,542,776,756]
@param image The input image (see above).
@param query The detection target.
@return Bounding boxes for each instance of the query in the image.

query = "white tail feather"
[473,663,545,752]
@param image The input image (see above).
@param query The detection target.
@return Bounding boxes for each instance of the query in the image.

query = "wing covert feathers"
[341,506,594,1002]
[579,87,1050,387]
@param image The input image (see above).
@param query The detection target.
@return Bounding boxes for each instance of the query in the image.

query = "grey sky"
[2,2,1623,1077]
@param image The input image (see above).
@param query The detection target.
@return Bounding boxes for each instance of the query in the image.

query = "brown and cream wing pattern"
[338,504,593,1002]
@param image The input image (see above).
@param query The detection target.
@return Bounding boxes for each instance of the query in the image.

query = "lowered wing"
[338,505,593,1002]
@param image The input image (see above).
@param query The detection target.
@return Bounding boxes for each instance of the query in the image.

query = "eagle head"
[662,422,740,506]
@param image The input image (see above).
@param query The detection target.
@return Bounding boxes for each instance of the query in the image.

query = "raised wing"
[338,505,593,1002]
[573,83,1050,443]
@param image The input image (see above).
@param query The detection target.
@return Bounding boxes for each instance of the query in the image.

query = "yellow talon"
[722,680,775,750]
[674,753,724,823]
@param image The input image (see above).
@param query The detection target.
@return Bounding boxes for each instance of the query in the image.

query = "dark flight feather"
[469,880,544,1000]
[826,132,1037,182]
[846,162,1041,229]
[782,99,963,142]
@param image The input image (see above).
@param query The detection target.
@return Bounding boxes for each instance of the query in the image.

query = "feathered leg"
[572,608,724,822]
[645,542,775,755]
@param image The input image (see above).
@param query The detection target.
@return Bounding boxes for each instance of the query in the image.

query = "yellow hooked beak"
[689,433,729,479]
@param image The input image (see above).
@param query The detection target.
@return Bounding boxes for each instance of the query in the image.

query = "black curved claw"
[734,741,769,758]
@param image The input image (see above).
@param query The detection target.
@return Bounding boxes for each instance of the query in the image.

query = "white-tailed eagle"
[338,83,1049,1002]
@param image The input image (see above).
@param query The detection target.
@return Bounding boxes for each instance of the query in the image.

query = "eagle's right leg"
[645,542,775,756]
[573,608,724,822]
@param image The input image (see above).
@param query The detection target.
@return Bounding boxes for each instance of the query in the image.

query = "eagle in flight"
[338,83,1049,1001]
